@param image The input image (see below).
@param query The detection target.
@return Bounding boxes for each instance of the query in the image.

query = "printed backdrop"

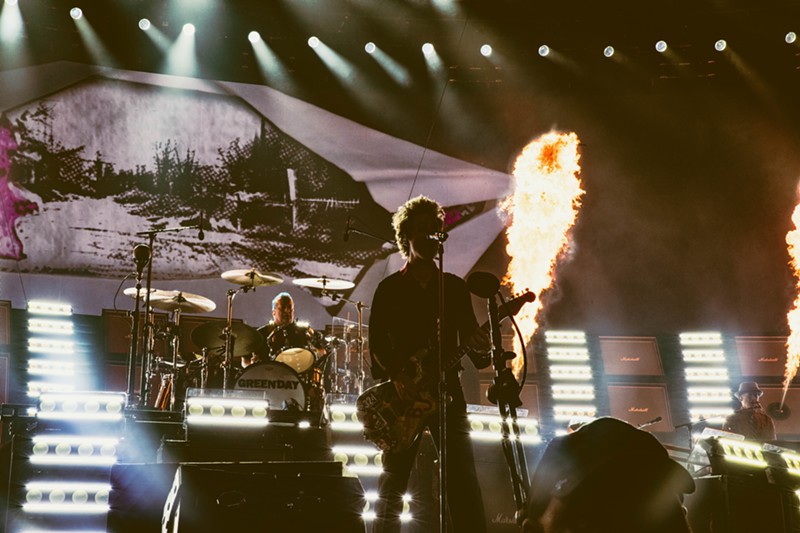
[0,62,511,329]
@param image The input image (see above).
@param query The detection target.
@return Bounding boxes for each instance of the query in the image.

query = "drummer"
[242,292,325,370]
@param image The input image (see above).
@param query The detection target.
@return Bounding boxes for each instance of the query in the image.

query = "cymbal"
[149,290,216,314]
[123,287,158,298]
[293,276,355,291]
[222,268,283,287]
[190,321,266,358]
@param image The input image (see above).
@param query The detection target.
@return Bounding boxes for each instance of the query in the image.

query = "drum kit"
[124,267,362,415]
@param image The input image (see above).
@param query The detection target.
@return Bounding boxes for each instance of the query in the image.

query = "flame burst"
[784,202,800,401]
[501,132,585,378]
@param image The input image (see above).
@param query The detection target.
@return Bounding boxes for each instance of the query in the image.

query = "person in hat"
[722,381,776,441]
[522,417,695,533]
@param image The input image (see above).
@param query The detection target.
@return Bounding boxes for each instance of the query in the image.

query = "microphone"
[467,271,500,299]
[343,216,351,242]
[637,416,662,429]
[198,211,205,241]
[428,232,448,242]
[133,244,151,280]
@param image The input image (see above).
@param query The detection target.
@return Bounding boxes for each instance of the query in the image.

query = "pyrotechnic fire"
[783,202,800,405]
[501,132,584,378]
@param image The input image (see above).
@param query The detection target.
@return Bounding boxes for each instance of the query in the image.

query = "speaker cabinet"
[108,463,181,533]
[734,336,787,377]
[686,475,797,533]
[607,385,673,432]
[599,336,664,376]
[162,462,366,533]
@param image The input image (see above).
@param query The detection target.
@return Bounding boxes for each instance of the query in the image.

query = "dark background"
[4,0,800,337]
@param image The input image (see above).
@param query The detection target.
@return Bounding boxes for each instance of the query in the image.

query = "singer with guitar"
[365,195,491,533]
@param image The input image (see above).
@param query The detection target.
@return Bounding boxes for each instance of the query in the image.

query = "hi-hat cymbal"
[190,321,266,358]
[148,290,216,314]
[222,268,283,287]
[293,276,355,291]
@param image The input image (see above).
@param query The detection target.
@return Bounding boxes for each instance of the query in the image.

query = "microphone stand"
[436,239,448,533]
[133,222,202,408]
[126,265,146,403]
[484,293,530,527]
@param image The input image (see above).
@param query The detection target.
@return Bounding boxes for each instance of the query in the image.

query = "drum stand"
[324,291,369,397]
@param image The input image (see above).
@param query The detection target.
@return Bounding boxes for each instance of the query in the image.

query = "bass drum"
[234,361,306,411]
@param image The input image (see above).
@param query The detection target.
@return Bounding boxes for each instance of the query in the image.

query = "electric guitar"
[356,291,535,453]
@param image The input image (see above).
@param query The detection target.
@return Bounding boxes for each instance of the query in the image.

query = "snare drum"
[234,361,305,410]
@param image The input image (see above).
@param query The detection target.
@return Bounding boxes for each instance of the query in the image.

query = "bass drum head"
[234,361,306,410]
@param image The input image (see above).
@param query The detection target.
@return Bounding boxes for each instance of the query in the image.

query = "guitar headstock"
[499,290,535,320]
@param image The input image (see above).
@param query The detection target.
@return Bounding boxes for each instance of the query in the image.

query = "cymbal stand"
[169,308,182,411]
[334,294,369,395]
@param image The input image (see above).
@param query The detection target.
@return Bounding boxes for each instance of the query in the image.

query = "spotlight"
[480,44,492,57]
[138,18,151,31]
[182,23,195,35]
[308,36,320,48]
[538,44,550,57]
[248,31,260,43]
[5,0,18,5]
[364,41,376,54]
[714,39,727,51]
[69,7,82,20]
[603,45,615,58]
[655,40,667,53]
[421,42,435,56]
[786,31,797,44]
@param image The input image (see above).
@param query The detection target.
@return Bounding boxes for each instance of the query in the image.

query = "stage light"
[603,46,615,58]
[28,300,72,316]
[552,384,595,400]
[29,435,119,466]
[679,331,722,346]
[682,349,726,363]
[714,39,727,51]
[28,318,74,335]
[718,437,767,468]
[480,44,492,57]
[538,44,550,57]
[786,32,797,44]
[545,330,586,344]
[550,364,593,380]
[685,367,729,382]
[139,18,151,31]
[365,42,376,54]
[69,7,82,20]
[546,347,590,361]
[655,40,668,53]
[421,42,435,56]
[248,31,260,43]
[308,36,320,48]
[688,387,734,404]
[182,23,195,35]
[553,405,597,422]
[5,0,18,5]
[688,407,733,422]
[37,392,126,422]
